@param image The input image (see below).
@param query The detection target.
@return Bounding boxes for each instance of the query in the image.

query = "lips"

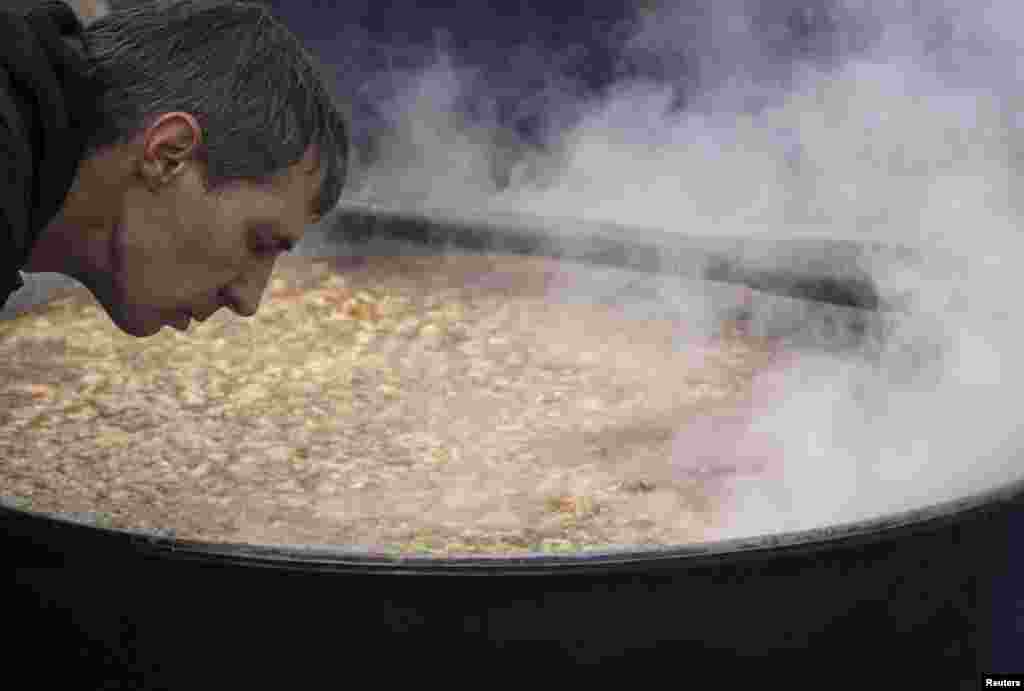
[170,312,192,332]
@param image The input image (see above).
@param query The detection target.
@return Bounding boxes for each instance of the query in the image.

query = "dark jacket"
[0,1,91,308]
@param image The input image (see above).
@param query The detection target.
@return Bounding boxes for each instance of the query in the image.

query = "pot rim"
[4,471,1020,575]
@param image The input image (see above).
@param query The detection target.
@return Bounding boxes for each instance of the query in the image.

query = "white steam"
[336,0,1024,541]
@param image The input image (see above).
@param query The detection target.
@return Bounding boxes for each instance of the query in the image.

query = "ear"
[139,112,204,189]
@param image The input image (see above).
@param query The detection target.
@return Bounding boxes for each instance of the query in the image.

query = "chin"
[104,303,164,338]
[118,320,163,338]
[82,266,167,338]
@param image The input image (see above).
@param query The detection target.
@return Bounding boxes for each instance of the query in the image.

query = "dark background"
[249,0,848,182]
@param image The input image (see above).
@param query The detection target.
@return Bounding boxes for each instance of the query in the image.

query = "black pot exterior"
[2,489,1020,685]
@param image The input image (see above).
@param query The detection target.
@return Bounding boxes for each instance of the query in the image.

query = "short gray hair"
[80,0,348,217]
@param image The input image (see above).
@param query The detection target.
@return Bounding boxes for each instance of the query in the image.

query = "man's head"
[26,0,348,338]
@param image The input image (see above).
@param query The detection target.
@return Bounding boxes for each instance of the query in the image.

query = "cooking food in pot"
[0,253,790,556]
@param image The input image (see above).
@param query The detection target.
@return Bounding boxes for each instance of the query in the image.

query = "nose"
[221,260,276,318]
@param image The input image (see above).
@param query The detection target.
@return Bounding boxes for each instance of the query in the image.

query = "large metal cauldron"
[2,204,1021,687]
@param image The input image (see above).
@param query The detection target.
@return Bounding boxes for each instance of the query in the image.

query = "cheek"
[113,224,200,306]
[121,186,251,303]
[181,203,244,266]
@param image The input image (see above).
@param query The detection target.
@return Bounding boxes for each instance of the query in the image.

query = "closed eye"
[249,228,294,257]
[250,241,278,258]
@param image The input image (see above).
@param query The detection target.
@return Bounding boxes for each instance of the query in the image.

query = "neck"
[25,151,121,279]
[23,215,87,276]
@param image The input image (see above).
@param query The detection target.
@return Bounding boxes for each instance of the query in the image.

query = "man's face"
[82,113,324,338]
